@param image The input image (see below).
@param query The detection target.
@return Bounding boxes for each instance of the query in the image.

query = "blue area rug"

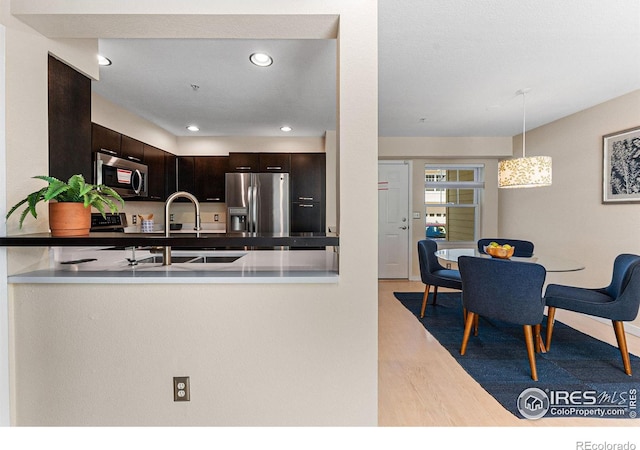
[394,292,640,419]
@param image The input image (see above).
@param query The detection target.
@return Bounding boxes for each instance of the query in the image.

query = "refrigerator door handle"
[246,184,253,232]
[252,185,259,232]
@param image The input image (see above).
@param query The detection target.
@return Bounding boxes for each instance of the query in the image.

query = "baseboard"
[590,316,640,338]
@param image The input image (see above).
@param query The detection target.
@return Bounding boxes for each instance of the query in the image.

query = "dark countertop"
[0,232,339,248]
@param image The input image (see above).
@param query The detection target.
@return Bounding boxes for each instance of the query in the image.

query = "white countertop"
[8,247,339,284]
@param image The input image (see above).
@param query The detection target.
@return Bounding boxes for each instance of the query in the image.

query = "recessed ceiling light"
[280,126,292,132]
[186,125,199,132]
[97,55,112,66]
[250,52,273,67]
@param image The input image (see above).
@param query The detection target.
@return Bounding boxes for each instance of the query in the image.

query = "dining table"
[434,248,585,272]
[435,247,584,353]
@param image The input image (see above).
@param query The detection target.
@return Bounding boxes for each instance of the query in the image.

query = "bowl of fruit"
[483,242,515,259]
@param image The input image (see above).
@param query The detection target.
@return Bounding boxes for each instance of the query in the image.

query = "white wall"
[500,89,640,331]
[4,0,378,426]
[379,136,512,159]
[92,93,178,154]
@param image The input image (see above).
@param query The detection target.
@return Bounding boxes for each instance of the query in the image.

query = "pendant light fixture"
[498,89,552,188]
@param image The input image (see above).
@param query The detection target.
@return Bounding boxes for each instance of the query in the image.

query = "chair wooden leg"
[523,325,538,381]
[473,314,479,336]
[420,285,431,318]
[460,312,476,355]
[534,324,546,353]
[612,321,632,376]
[545,306,556,351]
[432,286,439,305]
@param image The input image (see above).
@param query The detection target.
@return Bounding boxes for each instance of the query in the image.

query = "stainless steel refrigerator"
[225,172,290,233]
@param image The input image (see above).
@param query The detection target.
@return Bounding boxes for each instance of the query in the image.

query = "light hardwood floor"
[378,279,640,427]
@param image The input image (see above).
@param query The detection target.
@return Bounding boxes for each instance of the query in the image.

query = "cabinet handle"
[299,204,314,208]
[266,166,282,170]
[127,156,142,162]
[100,148,117,155]
[298,197,314,201]
[235,166,251,170]
[206,197,221,201]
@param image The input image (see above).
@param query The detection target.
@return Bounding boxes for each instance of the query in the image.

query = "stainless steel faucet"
[163,191,202,265]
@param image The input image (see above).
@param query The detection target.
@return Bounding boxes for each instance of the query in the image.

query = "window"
[424,165,484,242]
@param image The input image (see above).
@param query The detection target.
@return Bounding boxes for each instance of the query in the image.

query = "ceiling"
[91,0,640,138]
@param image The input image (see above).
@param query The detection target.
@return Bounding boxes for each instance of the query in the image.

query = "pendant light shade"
[498,89,552,188]
[498,155,552,188]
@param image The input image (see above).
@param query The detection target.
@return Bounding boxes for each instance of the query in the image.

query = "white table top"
[435,248,585,272]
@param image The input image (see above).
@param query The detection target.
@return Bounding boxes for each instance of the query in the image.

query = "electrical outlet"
[214,214,219,222]
[173,376,190,401]
[170,213,174,222]
[132,215,137,225]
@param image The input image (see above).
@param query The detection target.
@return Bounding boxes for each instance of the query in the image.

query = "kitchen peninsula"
[0,232,339,283]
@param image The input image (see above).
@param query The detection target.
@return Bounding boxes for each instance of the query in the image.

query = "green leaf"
[6,174,126,229]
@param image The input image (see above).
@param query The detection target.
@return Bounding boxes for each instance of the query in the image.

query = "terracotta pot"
[48,202,91,237]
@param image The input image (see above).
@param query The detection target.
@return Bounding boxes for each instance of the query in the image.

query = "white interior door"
[378,161,410,278]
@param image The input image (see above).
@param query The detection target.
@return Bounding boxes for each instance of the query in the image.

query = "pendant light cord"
[521,90,526,158]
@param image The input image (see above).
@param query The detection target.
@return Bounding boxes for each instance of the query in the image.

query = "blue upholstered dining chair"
[477,238,534,258]
[544,253,640,376]
[458,256,547,381]
[417,239,462,318]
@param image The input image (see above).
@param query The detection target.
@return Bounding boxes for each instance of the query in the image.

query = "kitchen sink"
[137,255,243,264]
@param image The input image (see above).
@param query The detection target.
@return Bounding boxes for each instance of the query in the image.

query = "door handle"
[399,226,408,230]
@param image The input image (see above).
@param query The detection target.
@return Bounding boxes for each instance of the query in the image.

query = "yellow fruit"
[502,244,511,249]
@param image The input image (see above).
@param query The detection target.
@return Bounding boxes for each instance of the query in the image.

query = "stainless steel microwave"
[94,152,148,198]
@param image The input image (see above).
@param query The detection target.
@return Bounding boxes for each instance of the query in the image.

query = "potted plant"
[6,174,124,236]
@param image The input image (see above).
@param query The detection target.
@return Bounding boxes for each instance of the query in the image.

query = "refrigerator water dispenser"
[228,207,248,232]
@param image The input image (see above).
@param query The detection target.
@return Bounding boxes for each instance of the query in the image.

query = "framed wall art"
[602,126,640,203]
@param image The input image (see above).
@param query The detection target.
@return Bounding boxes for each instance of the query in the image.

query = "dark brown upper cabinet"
[259,153,291,172]
[177,156,196,198]
[121,135,144,163]
[227,153,259,172]
[228,152,292,172]
[48,55,92,182]
[165,153,177,199]
[91,123,121,157]
[142,144,166,201]
[194,156,228,202]
[177,156,227,202]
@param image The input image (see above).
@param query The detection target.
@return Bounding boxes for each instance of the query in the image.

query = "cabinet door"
[194,156,228,202]
[228,153,259,172]
[165,153,177,199]
[290,202,325,233]
[290,153,325,202]
[177,157,196,194]
[121,135,144,163]
[143,144,166,201]
[48,55,92,182]
[91,123,121,157]
[259,153,290,172]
